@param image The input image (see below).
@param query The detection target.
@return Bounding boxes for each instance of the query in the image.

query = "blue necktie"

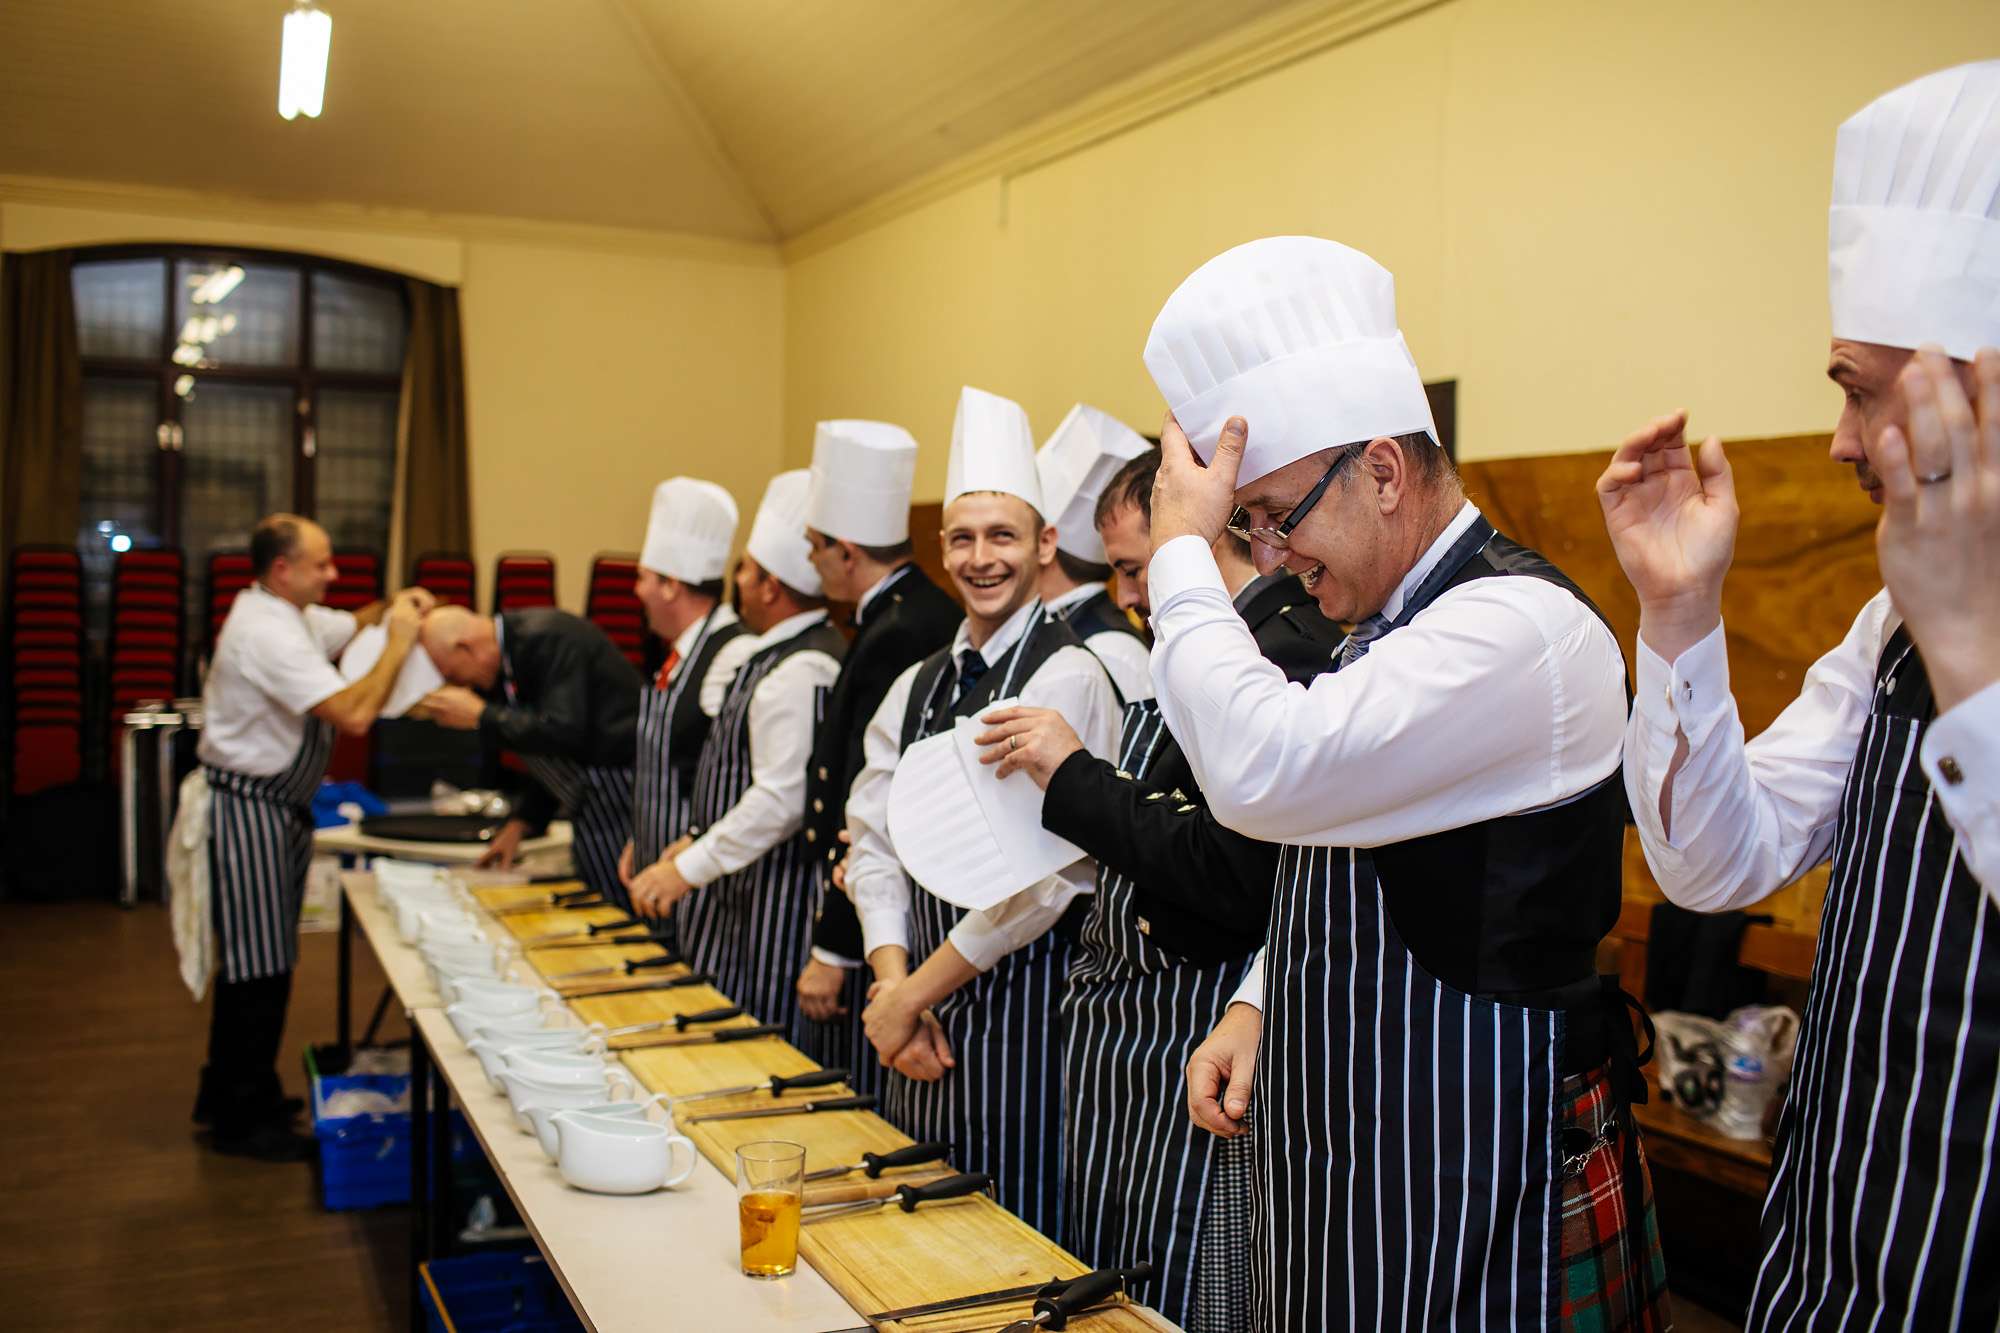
[953,648,989,703]
[1338,614,1389,670]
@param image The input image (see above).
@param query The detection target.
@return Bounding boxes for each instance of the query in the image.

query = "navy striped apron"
[1062,698,1256,1333]
[632,610,736,868]
[519,752,634,914]
[883,610,1075,1238]
[795,681,881,1098]
[1747,629,2000,1330]
[204,719,335,983]
[676,623,841,1036]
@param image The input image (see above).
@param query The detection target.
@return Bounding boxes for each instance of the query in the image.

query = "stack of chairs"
[584,553,651,673]
[324,549,385,783]
[203,550,255,665]
[6,546,87,796]
[493,553,557,612]
[105,548,185,776]
[410,551,476,608]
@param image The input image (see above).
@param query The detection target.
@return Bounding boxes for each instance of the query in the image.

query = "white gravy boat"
[552,1111,698,1194]
[526,1094,670,1160]
[500,1070,636,1132]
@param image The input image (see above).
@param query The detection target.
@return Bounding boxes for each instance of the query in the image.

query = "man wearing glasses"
[1143,237,1664,1329]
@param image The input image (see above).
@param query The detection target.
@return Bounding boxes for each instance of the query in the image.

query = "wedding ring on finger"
[1917,470,1953,484]
[1010,735,1020,752]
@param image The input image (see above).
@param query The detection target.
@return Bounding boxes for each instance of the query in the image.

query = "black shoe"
[193,1093,305,1126]
[203,1122,318,1163]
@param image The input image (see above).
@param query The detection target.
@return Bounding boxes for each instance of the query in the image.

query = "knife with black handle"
[687,1093,877,1124]
[803,1139,950,1182]
[801,1170,992,1223]
[669,1067,849,1106]
[612,1021,785,1049]
[998,1266,1132,1332]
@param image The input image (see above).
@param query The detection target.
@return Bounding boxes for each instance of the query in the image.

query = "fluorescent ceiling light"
[279,2,332,121]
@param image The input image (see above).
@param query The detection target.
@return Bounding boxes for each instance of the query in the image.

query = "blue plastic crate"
[419,1249,584,1333]
[307,1050,477,1210]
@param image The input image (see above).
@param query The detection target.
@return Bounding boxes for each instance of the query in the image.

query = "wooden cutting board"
[467,893,1177,1332]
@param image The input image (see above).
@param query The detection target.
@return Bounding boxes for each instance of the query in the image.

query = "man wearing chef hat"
[1600,62,2000,1328]
[416,598,643,910]
[1035,404,1155,701]
[792,421,961,1091]
[1144,238,1653,1328]
[843,385,1120,1236]
[187,514,433,1160]
[619,477,761,924]
[627,471,846,1036]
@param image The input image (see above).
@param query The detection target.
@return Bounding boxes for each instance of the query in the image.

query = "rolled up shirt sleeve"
[1920,678,2000,905]
[676,648,839,888]
[1146,535,1626,848]
[847,665,920,958]
[1229,949,1265,1011]
[1626,594,1889,913]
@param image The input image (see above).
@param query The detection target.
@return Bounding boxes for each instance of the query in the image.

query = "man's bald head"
[420,605,501,688]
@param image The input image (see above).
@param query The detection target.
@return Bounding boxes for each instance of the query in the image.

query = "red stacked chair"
[584,553,652,672]
[204,550,255,662]
[410,551,476,608]
[325,550,386,783]
[106,548,186,777]
[493,552,557,612]
[7,546,87,795]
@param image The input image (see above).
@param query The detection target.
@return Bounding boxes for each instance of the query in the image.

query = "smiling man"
[1144,237,1657,1329]
[1599,62,2000,1329]
[842,385,1119,1237]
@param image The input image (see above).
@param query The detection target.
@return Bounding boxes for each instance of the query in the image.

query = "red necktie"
[653,647,681,691]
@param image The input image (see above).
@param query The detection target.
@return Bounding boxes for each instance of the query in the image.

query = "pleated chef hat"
[1035,404,1152,563]
[945,386,1044,514]
[1143,236,1436,488]
[641,477,738,584]
[807,420,919,546]
[745,469,822,597]
[1830,61,2000,360]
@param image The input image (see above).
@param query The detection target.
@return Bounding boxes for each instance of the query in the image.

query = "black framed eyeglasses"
[1226,445,1361,549]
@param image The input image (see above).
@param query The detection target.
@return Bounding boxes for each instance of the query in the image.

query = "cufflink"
[1682,682,1694,702]
[1939,756,1965,786]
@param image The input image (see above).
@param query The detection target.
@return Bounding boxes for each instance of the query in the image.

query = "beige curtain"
[395,278,472,581]
[0,250,84,555]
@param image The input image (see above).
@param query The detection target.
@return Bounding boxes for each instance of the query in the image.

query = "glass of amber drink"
[736,1140,805,1278]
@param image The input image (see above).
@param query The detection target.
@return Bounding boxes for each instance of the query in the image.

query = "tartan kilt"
[1559,1065,1672,1332]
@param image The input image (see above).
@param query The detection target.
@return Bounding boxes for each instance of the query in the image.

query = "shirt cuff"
[1650,620,1734,749]
[809,946,863,969]
[1228,951,1264,1011]
[1145,534,1228,611]
[858,904,910,958]
[1922,678,2000,829]
[947,913,1012,973]
[674,839,723,889]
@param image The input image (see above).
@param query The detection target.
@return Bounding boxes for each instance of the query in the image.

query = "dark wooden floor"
[0,901,414,1331]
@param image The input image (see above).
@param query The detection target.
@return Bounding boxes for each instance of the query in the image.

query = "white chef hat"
[945,386,1044,515]
[1830,61,2000,361]
[807,420,919,546]
[1143,236,1437,488]
[745,469,821,598]
[1035,404,1152,563]
[640,477,737,585]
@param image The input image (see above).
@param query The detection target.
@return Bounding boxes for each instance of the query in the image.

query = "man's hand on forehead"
[1148,413,1246,555]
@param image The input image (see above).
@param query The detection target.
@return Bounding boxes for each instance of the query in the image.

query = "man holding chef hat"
[186,513,432,1160]
[844,385,1119,1236]
[1148,237,1661,1328]
[1600,62,2000,1329]
[793,420,960,1091]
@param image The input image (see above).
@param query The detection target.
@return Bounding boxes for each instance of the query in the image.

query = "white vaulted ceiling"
[0,0,1310,242]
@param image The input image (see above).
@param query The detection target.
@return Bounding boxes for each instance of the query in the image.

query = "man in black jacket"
[969,447,1334,1332]
[792,420,960,1092]
[417,605,642,906]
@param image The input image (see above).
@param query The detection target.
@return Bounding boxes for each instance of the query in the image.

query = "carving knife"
[801,1170,990,1224]
[685,1093,877,1124]
[613,1022,786,1050]
[864,1263,1153,1323]
[666,1067,849,1106]
[803,1139,950,1183]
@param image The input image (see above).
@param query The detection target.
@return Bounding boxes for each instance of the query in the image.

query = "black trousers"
[201,970,295,1136]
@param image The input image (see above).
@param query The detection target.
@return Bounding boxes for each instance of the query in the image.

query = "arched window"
[70,245,407,633]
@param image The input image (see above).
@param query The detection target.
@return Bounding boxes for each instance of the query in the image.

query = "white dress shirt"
[1146,503,1626,1011]
[197,583,357,776]
[844,598,1121,971]
[1628,589,2000,912]
[1046,582,1154,702]
[673,609,842,888]
[665,604,761,719]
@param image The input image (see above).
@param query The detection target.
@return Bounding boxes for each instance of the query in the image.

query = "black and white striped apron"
[676,624,839,1036]
[884,611,1076,1238]
[1061,698,1256,1333]
[518,753,634,915]
[795,681,881,1098]
[204,719,335,983]
[631,610,733,869]
[1746,628,2000,1330]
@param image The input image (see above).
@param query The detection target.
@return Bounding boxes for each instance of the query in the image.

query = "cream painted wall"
[783,0,2000,498]
[0,193,785,607]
